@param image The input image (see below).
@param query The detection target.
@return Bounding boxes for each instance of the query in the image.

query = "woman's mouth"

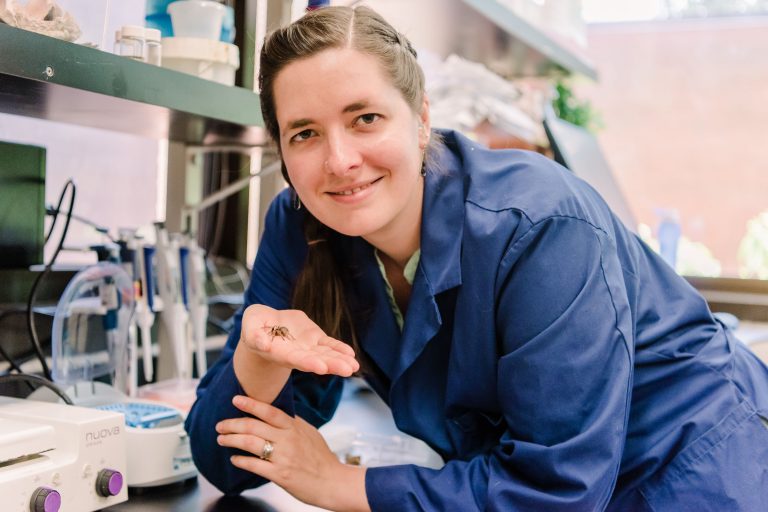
[328,177,383,196]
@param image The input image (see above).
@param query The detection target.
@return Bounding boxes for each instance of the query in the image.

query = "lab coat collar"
[418,130,465,295]
[392,131,465,382]
[358,131,466,386]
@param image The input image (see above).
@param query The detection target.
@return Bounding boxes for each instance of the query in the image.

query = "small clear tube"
[144,28,162,66]
[116,25,145,62]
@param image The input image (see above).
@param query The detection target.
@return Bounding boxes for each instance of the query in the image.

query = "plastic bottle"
[657,209,681,269]
[116,25,146,62]
[144,28,162,66]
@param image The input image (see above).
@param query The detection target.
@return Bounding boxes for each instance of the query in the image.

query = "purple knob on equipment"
[30,487,61,512]
[95,468,124,497]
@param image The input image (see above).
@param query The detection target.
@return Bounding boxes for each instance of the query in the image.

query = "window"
[578,0,768,280]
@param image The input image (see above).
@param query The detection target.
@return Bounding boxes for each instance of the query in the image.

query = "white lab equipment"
[52,262,134,395]
[154,224,191,379]
[62,382,197,488]
[141,244,158,381]
[0,396,128,511]
[180,235,208,378]
[49,262,197,488]
[119,234,155,396]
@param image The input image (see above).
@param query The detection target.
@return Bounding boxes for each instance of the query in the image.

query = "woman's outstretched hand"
[239,304,360,377]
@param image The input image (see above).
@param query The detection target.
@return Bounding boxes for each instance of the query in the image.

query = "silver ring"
[261,440,274,462]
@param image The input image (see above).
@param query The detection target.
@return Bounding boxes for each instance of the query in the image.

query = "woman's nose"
[324,131,362,176]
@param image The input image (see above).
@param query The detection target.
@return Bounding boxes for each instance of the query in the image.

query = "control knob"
[29,487,61,512]
[95,468,124,497]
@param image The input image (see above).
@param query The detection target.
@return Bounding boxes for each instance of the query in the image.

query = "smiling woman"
[257,6,440,362]
[185,5,768,512]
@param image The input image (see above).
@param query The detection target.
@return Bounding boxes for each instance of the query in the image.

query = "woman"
[186,6,768,511]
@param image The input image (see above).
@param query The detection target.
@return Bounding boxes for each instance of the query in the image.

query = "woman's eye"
[356,113,380,126]
[290,129,315,143]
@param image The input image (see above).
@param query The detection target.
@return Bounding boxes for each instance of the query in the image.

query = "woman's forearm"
[233,340,292,402]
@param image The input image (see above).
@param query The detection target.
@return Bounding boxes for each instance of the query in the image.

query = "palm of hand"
[242,306,359,376]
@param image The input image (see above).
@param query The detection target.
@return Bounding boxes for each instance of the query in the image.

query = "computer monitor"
[0,141,46,269]
[544,111,637,232]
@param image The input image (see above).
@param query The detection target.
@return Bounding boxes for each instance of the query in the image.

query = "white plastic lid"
[144,28,162,43]
[121,24,146,39]
[161,37,240,68]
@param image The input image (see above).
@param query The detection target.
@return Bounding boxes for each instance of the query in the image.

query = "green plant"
[552,80,602,132]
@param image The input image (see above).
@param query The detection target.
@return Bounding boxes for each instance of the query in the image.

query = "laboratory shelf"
[0,23,263,145]
[459,0,598,80]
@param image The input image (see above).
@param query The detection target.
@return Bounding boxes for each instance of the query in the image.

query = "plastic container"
[167,0,226,40]
[51,263,135,393]
[144,28,163,66]
[325,430,444,469]
[161,37,240,85]
[115,25,146,61]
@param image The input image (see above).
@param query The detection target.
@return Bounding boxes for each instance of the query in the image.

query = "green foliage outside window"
[551,80,602,132]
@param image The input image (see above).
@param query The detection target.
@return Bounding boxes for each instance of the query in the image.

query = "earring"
[292,191,302,211]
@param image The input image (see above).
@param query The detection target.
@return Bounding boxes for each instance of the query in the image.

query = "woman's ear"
[418,94,431,150]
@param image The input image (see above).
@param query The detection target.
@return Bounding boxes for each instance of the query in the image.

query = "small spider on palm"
[262,323,296,342]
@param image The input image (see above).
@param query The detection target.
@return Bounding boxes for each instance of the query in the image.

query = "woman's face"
[273,47,430,243]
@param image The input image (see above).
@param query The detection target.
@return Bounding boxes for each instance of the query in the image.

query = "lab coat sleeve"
[185,195,344,495]
[365,216,634,511]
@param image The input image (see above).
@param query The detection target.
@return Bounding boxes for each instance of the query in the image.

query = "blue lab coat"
[186,130,768,511]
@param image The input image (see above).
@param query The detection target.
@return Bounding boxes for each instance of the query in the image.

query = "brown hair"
[259,6,436,371]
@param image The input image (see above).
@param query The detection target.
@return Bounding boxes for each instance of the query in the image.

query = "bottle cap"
[121,25,146,39]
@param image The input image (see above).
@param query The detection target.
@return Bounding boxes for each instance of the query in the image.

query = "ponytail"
[291,213,363,373]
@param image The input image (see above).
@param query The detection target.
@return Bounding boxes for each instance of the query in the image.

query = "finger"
[310,345,359,375]
[323,356,359,377]
[215,416,282,442]
[217,433,273,457]
[216,416,266,435]
[230,454,278,482]
[231,395,294,429]
[318,336,356,357]
[292,353,330,375]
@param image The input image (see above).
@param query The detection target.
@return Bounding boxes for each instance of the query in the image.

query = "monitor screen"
[0,141,46,269]
[544,112,637,232]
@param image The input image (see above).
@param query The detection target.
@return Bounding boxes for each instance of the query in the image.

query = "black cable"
[0,373,74,405]
[27,179,76,381]
[0,345,23,373]
[43,178,72,244]
[45,204,116,243]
